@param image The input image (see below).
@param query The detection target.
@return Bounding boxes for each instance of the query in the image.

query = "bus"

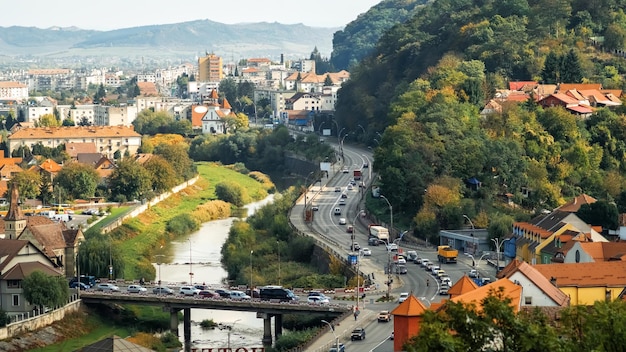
[353,169,362,180]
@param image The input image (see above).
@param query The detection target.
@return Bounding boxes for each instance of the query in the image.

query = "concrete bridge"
[80,292,349,349]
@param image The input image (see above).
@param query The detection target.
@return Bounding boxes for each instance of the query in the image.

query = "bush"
[166,214,200,237]
[215,181,249,207]
[199,319,217,329]
[272,329,316,351]
[192,200,231,223]
[0,309,8,327]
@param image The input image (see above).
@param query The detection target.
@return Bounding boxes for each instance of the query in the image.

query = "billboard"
[322,128,332,136]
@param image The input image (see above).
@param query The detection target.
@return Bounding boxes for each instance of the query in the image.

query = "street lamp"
[350,210,364,253]
[76,241,82,298]
[109,241,113,280]
[277,240,281,286]
[318,121,326,135]
[227,319,241,350]
[188,239,193,285]
[492,237,511,273]
[380,195,393,240]
[321,320,339,352]
[465,252,490,269]
[463,214,476,254]
[155,254,165,288]
[303,171,316,218]
[250,250,254,291]
[357,124,366,135]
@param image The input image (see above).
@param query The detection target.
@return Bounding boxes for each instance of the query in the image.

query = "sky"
[0,1,383,30]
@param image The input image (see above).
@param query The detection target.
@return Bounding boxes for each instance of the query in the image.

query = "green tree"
[143,155,178,193]
[153,143,194,181]
[541,51,561,84]
[219,78,238,104]
[108,159,152,201]
[577,201,619,230]
[54,163,100,200]
[11,170,42,199]
[22,271,69,309]
[94,84,106,103]
[215,181,248,207]
[78,239,125,279]
[604,23,626,51]
[560,49,584,83]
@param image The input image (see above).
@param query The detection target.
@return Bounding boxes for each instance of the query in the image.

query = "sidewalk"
[307,308,377,352]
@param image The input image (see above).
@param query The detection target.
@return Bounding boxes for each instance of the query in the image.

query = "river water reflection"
[154,195,275,350]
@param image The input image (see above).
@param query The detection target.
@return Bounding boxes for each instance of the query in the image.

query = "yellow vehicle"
[437,245,458,264]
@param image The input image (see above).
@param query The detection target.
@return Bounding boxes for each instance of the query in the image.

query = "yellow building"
[198,53,223,82]
[533,261,626,305]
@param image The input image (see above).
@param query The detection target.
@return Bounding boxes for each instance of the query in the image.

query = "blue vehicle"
[69,281,89,290]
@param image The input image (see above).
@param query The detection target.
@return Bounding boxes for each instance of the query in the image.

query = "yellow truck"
[437,246,458,264]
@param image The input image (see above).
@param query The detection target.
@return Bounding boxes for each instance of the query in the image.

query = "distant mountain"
[0,20,338,61]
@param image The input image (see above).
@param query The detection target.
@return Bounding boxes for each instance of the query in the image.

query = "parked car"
[329,343,345,352]
[377,310,391,322]
[179,286,201,296]
[398,292,409,303]
[199,290,220,298]
[361,248,372,256]
[95,283,120,292]
[153,286,174,295]
[307,296,330,304]
[127,285,147,293]
[229,290,251,300]
[351,328,366,340]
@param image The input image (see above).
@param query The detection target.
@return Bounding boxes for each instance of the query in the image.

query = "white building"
[0,82,28,101]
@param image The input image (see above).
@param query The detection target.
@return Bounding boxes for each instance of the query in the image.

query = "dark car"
[246,288,260,298]
[153,286,174,295]
[329,343,345,352]
[368,237,381,246]
[351,328,366,340]
[70,281,89,290]
[214,289,231,298]
[199,290,220,298]
[260,286,298,302]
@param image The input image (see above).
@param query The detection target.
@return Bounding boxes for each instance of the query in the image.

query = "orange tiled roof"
[191,105,209,127]
[38,159,62,173]
[578,242,626,261]
[497,260,569,306]
[137,82,159,96]
[447,275,479,297]
[0,81,27,88]
[9,126,141,139]
[449,279,522,313]
[222,98,232,110]
[513,221,553,239]
[534,261,626,287]
[391,294,428,316]
[558,83,602,92]
[28,69,71,75]
[209,89,219,99]
[557,194,597,212]
[509,81,537,91]
[65,143,97,158]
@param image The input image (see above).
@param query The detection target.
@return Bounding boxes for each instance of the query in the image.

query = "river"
[155,195,275,350]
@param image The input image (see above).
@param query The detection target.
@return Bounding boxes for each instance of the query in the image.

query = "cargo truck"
[369,225,389,242]
[437,245,458,264]
[353,169,362,180]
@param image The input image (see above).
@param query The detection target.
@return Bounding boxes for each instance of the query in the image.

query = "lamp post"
[321,320,339,352]
[250,250,254,291]
[76,241,82,298]
[350,210,364,254]
[492,237,511,273]
[465,252,490,269]
[303,171,315,218]
[227,319,241,350]
[318,121,326,135]
[188,239,193,285]
[277,240,281,286]
[380,195,393,240]
[155,254,165,288]
[463,214,476,254]
[109,241,113,280]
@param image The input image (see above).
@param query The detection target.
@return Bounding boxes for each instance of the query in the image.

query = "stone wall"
[0,300,81,340]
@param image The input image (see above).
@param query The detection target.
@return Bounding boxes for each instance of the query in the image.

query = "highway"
[299,139,498,351]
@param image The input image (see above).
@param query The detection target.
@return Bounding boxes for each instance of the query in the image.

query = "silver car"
[95,283,120,292]
[127,284,147,293]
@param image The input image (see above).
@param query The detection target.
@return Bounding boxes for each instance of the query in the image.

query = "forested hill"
[330,0,427,70]
[335,0,623,135]
[333,0,626,239]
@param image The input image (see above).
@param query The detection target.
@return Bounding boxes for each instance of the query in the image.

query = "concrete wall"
[101,176,199,234]
[0,300,81,340]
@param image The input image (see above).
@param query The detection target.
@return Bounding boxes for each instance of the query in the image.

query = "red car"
[198,290,219,298]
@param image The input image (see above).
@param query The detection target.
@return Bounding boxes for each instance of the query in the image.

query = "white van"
[334,207,342,215]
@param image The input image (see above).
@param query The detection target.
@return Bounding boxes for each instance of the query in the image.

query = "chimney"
[550,276,557,287]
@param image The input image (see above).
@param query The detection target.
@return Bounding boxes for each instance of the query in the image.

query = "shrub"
[166,214,199,237]
[215,181,249,207]
[0,309,8,327]
[199,319,217,329]
[192,200,231,223]
[273,328,316,351]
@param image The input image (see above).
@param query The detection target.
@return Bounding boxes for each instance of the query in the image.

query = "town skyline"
[0,0,382,30]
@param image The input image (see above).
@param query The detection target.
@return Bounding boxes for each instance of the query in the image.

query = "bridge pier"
[170,308,180,336]
[183,308,191,352]
[261,314,272,346]
[274,314,283,340]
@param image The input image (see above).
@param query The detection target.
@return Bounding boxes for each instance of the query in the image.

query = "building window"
[524,296,532,305]
[7,280,20,288]
[12,294,19,306]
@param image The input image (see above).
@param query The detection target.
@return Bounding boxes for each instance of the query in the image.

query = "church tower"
[5,184,26,239]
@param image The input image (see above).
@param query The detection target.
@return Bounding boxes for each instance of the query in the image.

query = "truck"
[368,225,389,242]
[437,245,458,264]
[353,169,362,180]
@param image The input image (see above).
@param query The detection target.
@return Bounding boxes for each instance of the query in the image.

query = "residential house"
[0,163,23,181]
[496,260,570,307]
[562,241,626,263]
[29,158,62,184]
[538,93,593,117]
[556,194,597,213]
[75,153,116,179]
[285,92,323,111]
[0,81,28,101]
[200,89,237,134]
[510,210,607,265]
[2,186,84,278]
[0,239,64,317]
[533,261,626,305]
[284,71,350,93]
[8,126,142,158]
[65,143,98,160]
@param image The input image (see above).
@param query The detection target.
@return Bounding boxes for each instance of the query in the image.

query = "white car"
[95,283,120,292]
[387,243,398,252]
[347,184,354,190]
[361,248,372,256]
[398,292,409,303]
[307,296,330,304]
[339,218,347,225]
[179,286,201,296]
[396,257,406,264]
[127,284,147,293]
[229,290,251,300]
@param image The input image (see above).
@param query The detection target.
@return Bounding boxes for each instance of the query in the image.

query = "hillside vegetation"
[332,0,626,239]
